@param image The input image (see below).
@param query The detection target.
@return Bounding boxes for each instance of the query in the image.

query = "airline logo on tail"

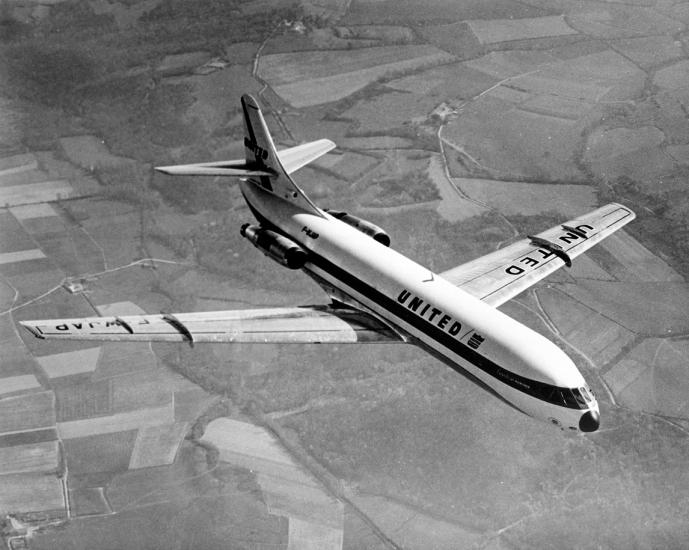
[244,137,269,163]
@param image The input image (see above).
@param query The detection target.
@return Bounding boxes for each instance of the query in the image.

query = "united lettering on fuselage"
[397,289,463,338]
[505,224,593,276]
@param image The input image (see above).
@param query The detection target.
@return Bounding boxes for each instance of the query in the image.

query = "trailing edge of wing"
[154,139,335,178]
[19,306,406,344]
[440,203,636,307]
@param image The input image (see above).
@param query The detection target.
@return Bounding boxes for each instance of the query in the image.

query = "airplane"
[20,94,636,433]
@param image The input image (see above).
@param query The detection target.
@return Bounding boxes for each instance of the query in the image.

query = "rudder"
[241,94,321,214]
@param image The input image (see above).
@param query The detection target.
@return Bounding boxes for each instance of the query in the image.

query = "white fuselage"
[241,181,600,432]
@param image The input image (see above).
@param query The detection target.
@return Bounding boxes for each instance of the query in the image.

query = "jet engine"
[325,210,391,247]
[240,224,308,269]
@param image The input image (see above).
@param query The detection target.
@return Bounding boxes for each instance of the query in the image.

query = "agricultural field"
[466,15,576,44]
[453,178,596,217]
[2,0,689,548]
[258,45,456,107]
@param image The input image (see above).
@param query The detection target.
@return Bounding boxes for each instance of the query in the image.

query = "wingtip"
[19,321,45,339]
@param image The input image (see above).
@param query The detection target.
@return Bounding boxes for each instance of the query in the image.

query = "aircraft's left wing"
[20,305,405,345]
[440,203,635,307]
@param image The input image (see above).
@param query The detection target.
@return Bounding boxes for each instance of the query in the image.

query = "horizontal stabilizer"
[155,160,274,177]
[278,139,336,174]
[155,139,336,178]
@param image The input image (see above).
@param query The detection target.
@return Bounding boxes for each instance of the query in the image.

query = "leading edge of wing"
[440,202,636,307]
[19,305,405,345]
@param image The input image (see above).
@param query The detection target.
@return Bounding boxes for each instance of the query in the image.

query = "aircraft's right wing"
[440,203,636,308]
[20,305,405,345]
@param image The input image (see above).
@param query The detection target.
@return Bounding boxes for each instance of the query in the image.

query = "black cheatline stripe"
[244,196,584,410]
[307,255,563,397]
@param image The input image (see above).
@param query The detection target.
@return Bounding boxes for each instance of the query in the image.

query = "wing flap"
[20,306,404,344]
[440,203,636,307]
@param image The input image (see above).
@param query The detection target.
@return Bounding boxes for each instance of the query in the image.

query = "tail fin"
[155,94,331,215]
[240,94,321,214]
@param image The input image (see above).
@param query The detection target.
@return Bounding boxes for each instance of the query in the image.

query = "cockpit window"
[580,387,592,403]
[452,341,595,410]
[572,388,587,407]
[562,390,582,409]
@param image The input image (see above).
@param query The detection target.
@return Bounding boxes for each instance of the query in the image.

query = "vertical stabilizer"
[241,94,321,214]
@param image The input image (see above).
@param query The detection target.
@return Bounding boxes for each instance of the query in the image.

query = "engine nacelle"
[240,224,308,269]
[325,210,391,247]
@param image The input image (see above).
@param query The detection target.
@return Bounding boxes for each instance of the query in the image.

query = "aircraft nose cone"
[579,410,600,432]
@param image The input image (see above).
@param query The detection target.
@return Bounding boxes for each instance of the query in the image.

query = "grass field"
[604,337,689,417]
[112,370,173,412]
[341,91,444,133]
[342,0,547,25]
[443,96,585,181]
[584,126,674,183]
[259,45,455,107]
[70,486,110,517]
[54,378,113,422]
[654,59,689,90]
[41,444,289,549]
[62,430,138,475]
[611,36,683,69]
[184,65,261,134]
[36,347,101,379]
[560,280,689,335]
[455,178,596,216]
[567,4,682,39]
[0,473,64,514]
[128,422,189,469]
[599,230,684,283]
[537,286,637,367]
[0,375,41,396]
[95,343,157,379]
[58,403,174,439]
[0,428,57,448]
[466,15,576,44]
[0,391,55,434]
[0,341,39,379]
[0,211,37,253]
[0,440,59,475]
